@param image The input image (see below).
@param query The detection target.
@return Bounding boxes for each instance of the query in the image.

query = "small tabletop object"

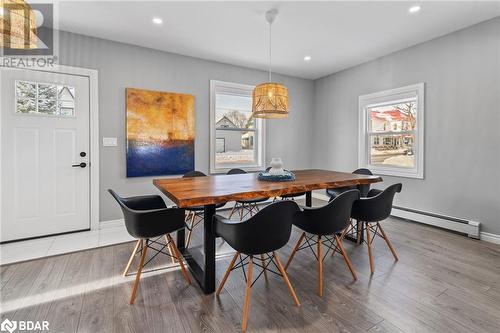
[258,169,295,182]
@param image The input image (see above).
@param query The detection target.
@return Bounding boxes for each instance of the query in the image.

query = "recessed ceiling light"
[304,56,312,62]
[0,8,4,17]
[408,5,421,14]
[152,17,163,25]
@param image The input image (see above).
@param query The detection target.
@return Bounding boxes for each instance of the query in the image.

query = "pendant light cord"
[268,19,272,82]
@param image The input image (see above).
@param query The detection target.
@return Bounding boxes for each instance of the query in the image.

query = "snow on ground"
[382,155,414,167]
[216,150,254,164]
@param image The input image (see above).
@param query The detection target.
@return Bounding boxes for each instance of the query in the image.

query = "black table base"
[344,220,365,244]
[177,204,216,294]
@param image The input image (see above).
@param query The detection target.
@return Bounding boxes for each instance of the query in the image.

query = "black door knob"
[72,162,87,168]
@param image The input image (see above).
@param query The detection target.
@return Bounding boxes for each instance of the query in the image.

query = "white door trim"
[0,65,99,233]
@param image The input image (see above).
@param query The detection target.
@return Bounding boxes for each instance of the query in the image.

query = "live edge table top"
[153,169,382,208]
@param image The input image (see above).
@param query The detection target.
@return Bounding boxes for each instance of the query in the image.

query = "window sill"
[366,166,424,179]
[210,165,265,174]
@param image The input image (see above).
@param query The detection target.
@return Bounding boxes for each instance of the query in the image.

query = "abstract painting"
[126,88,195,177]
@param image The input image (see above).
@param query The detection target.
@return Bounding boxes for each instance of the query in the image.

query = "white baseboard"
[391,207,480,239]
[99,219,124,229]
[480,232,500,245]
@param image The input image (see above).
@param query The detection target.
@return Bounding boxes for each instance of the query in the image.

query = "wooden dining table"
[153,169,382,294]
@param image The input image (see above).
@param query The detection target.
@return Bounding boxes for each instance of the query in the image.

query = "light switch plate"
[102,137,118,147]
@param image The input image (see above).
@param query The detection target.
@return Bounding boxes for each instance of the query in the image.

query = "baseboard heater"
[391,206,480,239]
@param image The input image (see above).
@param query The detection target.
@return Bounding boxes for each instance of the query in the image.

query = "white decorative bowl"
[269,158,285,176]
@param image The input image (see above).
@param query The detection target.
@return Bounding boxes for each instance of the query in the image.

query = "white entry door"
[1,68,90,242]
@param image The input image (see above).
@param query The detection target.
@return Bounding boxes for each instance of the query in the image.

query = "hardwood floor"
[1,199,499,332]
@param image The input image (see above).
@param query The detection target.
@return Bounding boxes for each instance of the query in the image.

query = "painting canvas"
[126,88,195,177]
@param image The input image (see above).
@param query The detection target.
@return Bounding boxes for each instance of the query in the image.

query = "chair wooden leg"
[365,223,375,274]
[340,219,355,241]
[284,232,306,270]
[130,239,148,304]
[239,203,244,221]
[356,220,362,244]
[334,224,350,257]
[377,222,399,261]
[216,252,239,295]
[340,224,349,240]
[274,252,300,306]
[123,239,141,277]
[317,236,323,296]
[228,203,237,219]
[335,235,357,281]
[185,212,196,248]
[241,256,253,332]
[167,234,192,285]
[260,254,268,282]
[165,235,177,264]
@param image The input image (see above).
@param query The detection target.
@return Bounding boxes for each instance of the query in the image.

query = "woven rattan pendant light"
[252,9,289,119]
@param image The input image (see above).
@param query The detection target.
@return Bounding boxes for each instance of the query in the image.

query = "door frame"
[0,65,99,233]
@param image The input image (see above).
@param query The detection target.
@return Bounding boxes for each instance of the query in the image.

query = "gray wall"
[312,18,500,234]
[58,31,315,222]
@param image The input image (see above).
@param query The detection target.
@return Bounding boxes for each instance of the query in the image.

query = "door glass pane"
[369,101,417,133]
[16,81,36,99]
[16,98,36,113]
[15,81,75,117]
[38,83,57,100]
[369,134,415,168]
[37,99,57,115]
[57,85,75,116]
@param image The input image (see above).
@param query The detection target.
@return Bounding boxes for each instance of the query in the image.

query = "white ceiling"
[58,1,500,79]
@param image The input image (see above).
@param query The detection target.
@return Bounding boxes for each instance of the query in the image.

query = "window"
[15,80,75,117]
[359,83,424,179]
[210,80,265,173]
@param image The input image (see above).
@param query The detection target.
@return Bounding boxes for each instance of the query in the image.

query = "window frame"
[358,83,424,179]
[209,80,266,174]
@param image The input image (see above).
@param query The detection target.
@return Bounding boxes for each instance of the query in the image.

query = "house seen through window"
[359,83,424,179]
[368,101,416,168]
[210,81,264,173]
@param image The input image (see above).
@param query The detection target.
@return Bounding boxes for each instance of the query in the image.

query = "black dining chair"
[214,201,301,331]
[182,171,225,248]
[264,167,306,201]
[108,189,192,304]
[351,183,402,274]
[327,168,373,242]
[327,168,373,199]
[285,189,360,296]
[226,168,269,220]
